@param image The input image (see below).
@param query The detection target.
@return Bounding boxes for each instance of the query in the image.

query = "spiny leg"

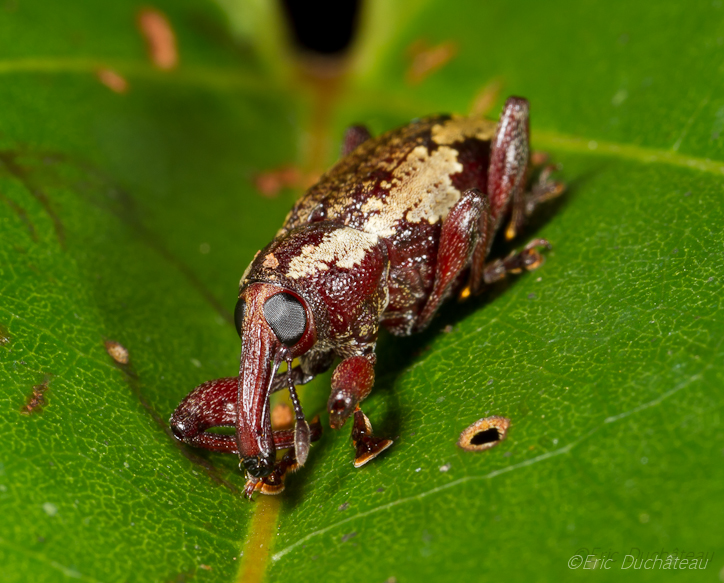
[169,371,325,458]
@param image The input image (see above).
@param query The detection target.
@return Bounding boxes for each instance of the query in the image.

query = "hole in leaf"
[458,416,510,452]
[470,427,500,445]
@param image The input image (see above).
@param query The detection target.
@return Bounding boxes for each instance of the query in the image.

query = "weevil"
[170,97,564,497]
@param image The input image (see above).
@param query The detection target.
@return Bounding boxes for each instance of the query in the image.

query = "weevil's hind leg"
[414,187,492,332]
[523,163,566,221]
[169,377,239,454]
[351,407,393,468]
[481,238,552,285]
[487,97,530,241]
[488,97,565,240]
[341,125,373,156]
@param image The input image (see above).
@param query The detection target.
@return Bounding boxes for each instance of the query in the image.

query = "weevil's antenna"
[287,358,310,466]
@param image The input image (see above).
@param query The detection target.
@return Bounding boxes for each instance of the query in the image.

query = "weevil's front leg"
[245,416,324,498]
[327,354,392,467]
[170,377,238,454]
[415,187,492,331]
[272,415,323,451]
[170,374,325,458]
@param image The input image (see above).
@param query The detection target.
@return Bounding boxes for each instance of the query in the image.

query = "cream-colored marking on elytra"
[262,253,279,269]
[239,250,261,285]
[286,228,379,279]
[431,116,496,146]
[361,145,463,237]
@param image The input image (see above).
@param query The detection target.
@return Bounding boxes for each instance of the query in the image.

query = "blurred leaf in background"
[0,1,722,582]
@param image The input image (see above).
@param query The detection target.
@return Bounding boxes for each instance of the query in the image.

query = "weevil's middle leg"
[415,187,492,331]
[350,407,393,468]
[326,354,393,467]
[327,354,377,429]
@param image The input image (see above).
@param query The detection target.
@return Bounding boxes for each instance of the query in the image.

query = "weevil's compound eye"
[263,292,307,346]
[234,297,246,337]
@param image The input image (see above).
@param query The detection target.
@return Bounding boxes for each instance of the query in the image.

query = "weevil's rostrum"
[170,97,564,497]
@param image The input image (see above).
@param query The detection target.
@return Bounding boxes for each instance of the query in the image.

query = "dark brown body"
[170,98,563,497]
[280,115,498,336]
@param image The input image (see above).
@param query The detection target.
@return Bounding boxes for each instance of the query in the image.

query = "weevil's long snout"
[236,283,285,479]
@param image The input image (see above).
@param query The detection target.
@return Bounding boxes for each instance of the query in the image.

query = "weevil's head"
[234,223,388,479]
[233,280,317,478]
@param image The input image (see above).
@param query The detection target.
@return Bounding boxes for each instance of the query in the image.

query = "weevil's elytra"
[170,97,564,497]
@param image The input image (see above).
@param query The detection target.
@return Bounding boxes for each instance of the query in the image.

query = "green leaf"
[2,1,723,582]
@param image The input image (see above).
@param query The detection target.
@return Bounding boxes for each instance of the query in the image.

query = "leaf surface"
[1,1,722,582]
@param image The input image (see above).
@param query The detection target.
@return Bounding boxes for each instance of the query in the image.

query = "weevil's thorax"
[240,223,390,357]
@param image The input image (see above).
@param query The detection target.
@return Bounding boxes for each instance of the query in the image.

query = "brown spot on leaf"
[104,340,130,365]
[405,39,458,84]
[21,377,51,415]
[96,68,129,93]
[137,7,178,70]
[458,416,510,452]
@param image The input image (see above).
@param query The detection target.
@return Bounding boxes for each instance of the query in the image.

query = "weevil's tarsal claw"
[483,238,551,285]
[351,407,393,468]
[294,418,311,466]
[244,476,262,499]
